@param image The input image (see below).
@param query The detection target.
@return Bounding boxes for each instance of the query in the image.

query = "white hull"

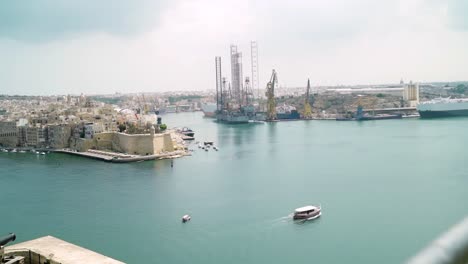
[201,103,217,118]
[417,98,468,111]
[306,211,322,220]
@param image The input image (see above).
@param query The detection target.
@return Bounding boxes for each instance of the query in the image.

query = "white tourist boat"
[293,205,322,221]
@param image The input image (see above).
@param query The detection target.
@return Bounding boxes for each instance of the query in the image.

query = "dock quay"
[55,149,188,163]
[5,235,125,264]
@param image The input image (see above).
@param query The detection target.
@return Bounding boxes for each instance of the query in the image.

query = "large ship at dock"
[201,102,217,118]
[336,106,402,121]
[417,98,468,118]
[216,110,250,124]
[276,104,300,120]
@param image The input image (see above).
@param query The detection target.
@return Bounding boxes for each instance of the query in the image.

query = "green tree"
[118,124,126,133]
[160,124,167,131]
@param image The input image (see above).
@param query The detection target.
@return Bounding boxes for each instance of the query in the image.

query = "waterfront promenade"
[55,149,188,163]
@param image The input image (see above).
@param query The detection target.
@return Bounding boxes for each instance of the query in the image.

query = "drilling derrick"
[303,79,313,119]
[266,70,277,121]
[244,77,253,106]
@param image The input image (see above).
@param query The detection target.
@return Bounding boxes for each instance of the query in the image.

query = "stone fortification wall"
[89,132,175,155]
[73,138,95,152]
[113,133,154,155]
[153,133,174,153]
[94,132,113,150]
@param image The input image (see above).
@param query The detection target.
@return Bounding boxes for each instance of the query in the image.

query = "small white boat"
[10,149,17,153]
[293,205,321,221]
[40,152,46,155]
[1,149,8,153]
[182,215,191,223]
[19,150,26,153]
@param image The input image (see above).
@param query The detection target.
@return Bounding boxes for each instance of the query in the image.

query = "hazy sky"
[0,0,467,95]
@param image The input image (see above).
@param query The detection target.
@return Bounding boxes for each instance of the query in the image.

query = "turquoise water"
[1,112,468,263]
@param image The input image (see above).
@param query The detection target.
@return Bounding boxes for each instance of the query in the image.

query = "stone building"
[48,124,72,149]
[403,82,420,107]
[26,126,48,147]
[0,121,18,147]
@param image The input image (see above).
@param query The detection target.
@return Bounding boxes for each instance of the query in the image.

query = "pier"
[55,149,188,163]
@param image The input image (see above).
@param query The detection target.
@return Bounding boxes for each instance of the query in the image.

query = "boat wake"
[267,214,294,226]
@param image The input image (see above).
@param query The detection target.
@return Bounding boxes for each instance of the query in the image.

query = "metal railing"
[407,216,468,264]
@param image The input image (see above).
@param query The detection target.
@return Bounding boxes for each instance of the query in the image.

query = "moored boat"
[293,205,321,220]
[177,127,195,137]
[276,104,301,120]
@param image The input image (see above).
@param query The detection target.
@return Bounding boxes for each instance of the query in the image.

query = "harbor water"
[1,112,468,263]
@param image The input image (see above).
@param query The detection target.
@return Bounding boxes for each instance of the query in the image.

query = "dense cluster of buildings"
[0,94,179,155]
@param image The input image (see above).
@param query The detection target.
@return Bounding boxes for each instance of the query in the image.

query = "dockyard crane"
[266,70,278,121]
[303,79,313,119]
[350,95,378,116]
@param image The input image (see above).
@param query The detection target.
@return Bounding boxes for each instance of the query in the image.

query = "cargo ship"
[417,98,468,118]
[216,110,250,124]
[276,104,300,120]
[201,102,217,118]
[336,106,402,121]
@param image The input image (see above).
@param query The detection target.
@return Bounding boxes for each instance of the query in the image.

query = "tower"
[250,41,259,99]
[230,45,243,104]
[403,81,419,107]
[215,56,222,111]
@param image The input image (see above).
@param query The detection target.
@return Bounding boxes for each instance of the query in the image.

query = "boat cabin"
[295,206,318,214]
[293,205,321,220]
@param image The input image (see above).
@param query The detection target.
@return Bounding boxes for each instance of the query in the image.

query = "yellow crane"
[303,79,313,119]
[266,70,277,121]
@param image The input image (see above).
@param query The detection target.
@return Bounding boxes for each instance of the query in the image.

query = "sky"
[0,0,467,95]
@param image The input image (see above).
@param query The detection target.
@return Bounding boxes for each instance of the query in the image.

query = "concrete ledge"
[55,149,188,163]
[6,236,125,264]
